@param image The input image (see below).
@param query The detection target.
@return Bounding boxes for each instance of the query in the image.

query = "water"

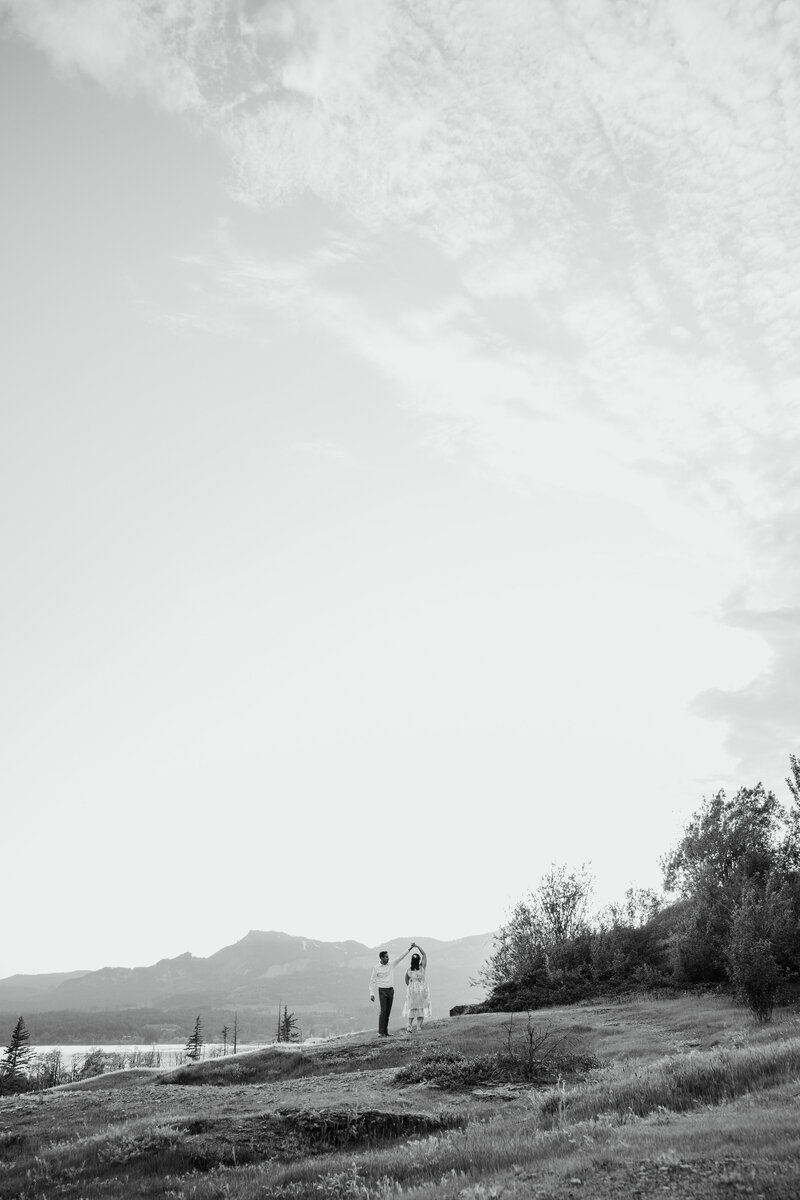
[30,1043,276,1070]
[28,1036,339,1072]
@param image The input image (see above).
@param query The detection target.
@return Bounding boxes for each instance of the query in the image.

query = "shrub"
[394,1019,596,1090]
[725,881,796,1021]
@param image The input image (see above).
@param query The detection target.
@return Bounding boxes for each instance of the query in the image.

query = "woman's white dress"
[402,967,432,1018]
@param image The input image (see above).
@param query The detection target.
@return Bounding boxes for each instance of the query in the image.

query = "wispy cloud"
[7,0,799,371]
[1,0,220,110]
[5,0,800,777]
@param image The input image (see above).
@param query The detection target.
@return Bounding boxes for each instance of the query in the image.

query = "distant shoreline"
[27,1029,375,1057]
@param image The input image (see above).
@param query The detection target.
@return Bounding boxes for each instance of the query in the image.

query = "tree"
[663,776,800,990]
[782,754,800,870]
[0,1016,33,1094]
[220,1024,229,1055]
[480,864,594,990]
[185,1015,203,1061]
[536,863,594,946]
[34,1049,66,1090]
[592,887,669,989]
[278,1005,300,1043]
[599,887,662,931]
[79,1049,110,1079]
[662,784,785,982]
[787,754,800,805]
[662,785,782,897]
[726,878,795,1021]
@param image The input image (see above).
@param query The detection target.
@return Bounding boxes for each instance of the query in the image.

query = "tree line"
[0,1008,205,1045]
[0,1005,306,1046]
[0,1003,303,1093]
[478,755,800,1022]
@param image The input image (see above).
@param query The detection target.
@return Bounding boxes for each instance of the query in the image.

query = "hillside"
[0,971,93,1008]
[2,995,799,1198]
[0,930,493,1041]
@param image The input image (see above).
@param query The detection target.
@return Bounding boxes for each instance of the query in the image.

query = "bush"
[395,1018,596,1090]
[725,881,796,1021]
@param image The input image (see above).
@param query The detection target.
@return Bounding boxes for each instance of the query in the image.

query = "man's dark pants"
[378,987,394,1035]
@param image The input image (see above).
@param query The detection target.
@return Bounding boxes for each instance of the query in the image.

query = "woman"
[403,941,431,1032]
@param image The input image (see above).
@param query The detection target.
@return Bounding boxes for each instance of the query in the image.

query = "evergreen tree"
[0,1016,33,1094]
[185,1015,203,1061]
[279,1005,300,1043]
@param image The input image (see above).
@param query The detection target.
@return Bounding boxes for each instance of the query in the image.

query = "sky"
[1,0,799,981]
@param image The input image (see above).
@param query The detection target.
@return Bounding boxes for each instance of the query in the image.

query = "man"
[369,944,412,1037]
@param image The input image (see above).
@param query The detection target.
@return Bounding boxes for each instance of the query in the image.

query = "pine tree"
[185,1015,203,1062]
[0,1016,33,1094]
[279,1005,300,1043]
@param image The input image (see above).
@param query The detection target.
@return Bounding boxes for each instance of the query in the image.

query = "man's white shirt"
[369,961,394,997]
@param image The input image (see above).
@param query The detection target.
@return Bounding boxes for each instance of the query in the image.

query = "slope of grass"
[2,996,799,1200]
[537,1035,800,1124]
[58,1067,162,1091]
[159,1046,316,1086]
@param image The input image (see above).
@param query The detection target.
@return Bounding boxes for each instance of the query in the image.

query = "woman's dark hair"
[410,953,421,970]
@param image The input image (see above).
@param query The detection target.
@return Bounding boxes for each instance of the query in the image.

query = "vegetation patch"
[158,1038,427,1088]
[538,1035,800,1125]
[0,1106,465,1198]
[159,1047,315,1086]
[469,761,800,1025]
[3,1004,800,1200]
[395,1015,598,1090]
[395,1046,502,1088]
[272,1106,464,1149]
[395,1038,598,1090]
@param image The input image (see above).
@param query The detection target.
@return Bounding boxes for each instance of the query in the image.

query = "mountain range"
[0,930,494,1041]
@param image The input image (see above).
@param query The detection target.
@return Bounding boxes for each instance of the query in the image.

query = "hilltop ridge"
[0,929,494,1041]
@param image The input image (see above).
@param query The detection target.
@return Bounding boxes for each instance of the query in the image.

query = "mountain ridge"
[0,929,494,1039]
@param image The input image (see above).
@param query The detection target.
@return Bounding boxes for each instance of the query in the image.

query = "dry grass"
[158,1046,316,1086]
[2,997,799,1200]
[537,1035,800,1125]
[57,1067,161,1091]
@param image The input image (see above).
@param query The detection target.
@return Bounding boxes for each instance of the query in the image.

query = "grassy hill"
[2,993,800,1198]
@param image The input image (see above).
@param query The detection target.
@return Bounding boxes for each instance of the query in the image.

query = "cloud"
[6,0,799,371]
[691,605,800,785]
[0,0,225,110]
[6,0,800,778]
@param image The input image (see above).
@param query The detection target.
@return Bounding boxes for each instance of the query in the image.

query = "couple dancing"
[369,941,431,1036]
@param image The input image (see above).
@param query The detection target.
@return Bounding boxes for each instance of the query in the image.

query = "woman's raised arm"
[391,945,413,967]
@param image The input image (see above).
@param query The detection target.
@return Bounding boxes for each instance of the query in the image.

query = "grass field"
[2,995,800,1198]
